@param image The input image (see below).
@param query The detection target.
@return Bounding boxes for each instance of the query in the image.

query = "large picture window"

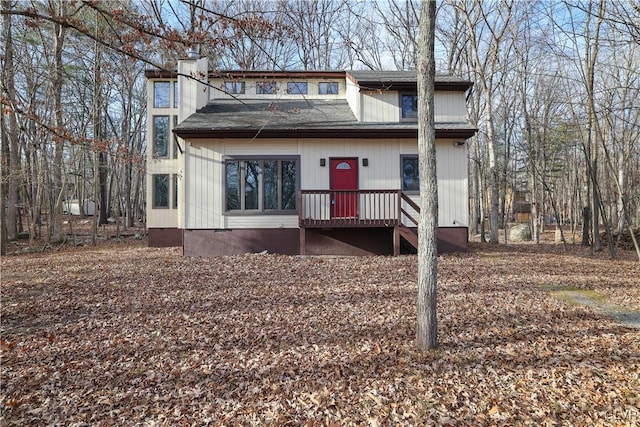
[153,81,170,108]
[153,116,169,158]
[401,94,418,119]
[401,155,420,192]
[225,157,298,213]
[153,174,169,208]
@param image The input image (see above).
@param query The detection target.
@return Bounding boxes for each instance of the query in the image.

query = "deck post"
[393,226,400,256]
[299,227,306,255]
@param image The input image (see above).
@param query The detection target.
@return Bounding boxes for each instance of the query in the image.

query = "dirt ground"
[1,228,639,425]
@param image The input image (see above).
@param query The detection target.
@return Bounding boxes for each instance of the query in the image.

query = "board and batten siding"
[396,140,468,228]
[359,91,468,123]
[183,138,468,230]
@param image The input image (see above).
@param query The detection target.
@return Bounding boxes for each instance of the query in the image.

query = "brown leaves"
[1,243,639,425]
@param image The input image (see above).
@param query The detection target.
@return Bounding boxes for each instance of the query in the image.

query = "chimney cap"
[186,48,199,59]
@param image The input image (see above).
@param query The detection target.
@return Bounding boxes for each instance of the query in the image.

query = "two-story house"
[145,56,476,256]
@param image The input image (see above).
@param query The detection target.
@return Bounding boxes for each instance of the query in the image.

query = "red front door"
[330,158,358,218]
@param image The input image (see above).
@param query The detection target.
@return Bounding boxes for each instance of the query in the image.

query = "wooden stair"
[392,192,420,255]
[394,225,418,255]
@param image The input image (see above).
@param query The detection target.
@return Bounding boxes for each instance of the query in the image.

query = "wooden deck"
[298,189,420,255]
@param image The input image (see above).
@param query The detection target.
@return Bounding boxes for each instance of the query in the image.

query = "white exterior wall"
[208,78,344,100]
[146,77,179,229]
[183,138,468,230]
[360,91,467,123]
[147,58,208,229]
[345,78,362,121]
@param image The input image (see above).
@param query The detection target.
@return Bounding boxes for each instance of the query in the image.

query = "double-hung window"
[401,93,419,119]
[225,157,298,213]
[401,155,420,193]
[152,116,169,158]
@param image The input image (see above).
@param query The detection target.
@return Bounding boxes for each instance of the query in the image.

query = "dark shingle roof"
[347,71,473,91]
[175,98,476,139]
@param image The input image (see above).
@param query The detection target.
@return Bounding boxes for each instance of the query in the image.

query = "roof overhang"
[174,127,477,140]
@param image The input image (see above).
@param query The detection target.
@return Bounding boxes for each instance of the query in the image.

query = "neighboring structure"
[145,57,476,256]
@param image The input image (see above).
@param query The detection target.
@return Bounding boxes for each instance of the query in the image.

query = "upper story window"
[153,81,170,108]
[152,116,169,158]
[225,81,245,94]
[173,81,178,108]
[319,82,339,95]
[401,94,418,119]
[256,81,277,94]
[287,82,308,94]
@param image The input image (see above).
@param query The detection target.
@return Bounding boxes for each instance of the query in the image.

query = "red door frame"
[330,158,359,218]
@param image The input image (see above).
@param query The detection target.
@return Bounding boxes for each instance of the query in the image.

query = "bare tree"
[454,0,516,244]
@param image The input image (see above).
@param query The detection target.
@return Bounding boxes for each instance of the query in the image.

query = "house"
[145,56,476,256]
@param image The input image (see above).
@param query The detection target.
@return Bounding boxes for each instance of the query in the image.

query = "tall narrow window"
[172,115,179,159]
[287,82,308,94]
[244,160,260,210]
[153,116,169,158]
[153,174,169,208]
[401,155,420,192]
[281,160,297,210]
[173,81,178,108]
[172,174,178,209]
[226,161,241,210]
[318,82,339,95]
[153,81,170,108]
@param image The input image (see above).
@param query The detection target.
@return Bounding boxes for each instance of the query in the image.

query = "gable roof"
[174,98,476,139]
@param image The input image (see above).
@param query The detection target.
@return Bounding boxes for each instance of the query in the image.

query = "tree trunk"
[51,2,67,243]
[2,0,20,242]
[416,0,438,351]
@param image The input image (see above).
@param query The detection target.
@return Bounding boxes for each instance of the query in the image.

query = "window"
[225,157,298,212]
[173,81,178,108]
[401,94,418,119]
[172,115,179,159]
[287,82,308,94]
[401,155,420,192]
[153,81,170,108]
[172,174,178,209]
[225,81,245,94]
[256,81,277,94]
[153,174,169,208]
[153,116,169,158]
[319,82,339,95]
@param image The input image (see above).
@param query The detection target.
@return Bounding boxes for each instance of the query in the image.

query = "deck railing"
[298,189,420,228]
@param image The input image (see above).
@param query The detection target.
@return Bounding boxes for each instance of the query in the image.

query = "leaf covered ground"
[1,242,639,426]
